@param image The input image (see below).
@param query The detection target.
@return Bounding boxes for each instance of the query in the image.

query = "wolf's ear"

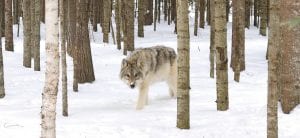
[121,59,128,67]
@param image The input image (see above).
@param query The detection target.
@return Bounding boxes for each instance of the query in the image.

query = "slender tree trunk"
[67,0,76,57]
[209,0,215,78]
[154,0,158,31]
[34,0,41,71]
[199,0,205,28]
[13,0,19,24]
[92,0,99,32]
[231,0,245,82]
[254,0,258,27]
[245,0,251,28]
[214,0,228,111]
[103,0,111,43]
[41,0,59,137]
[158,0,161,23]
[194,0,199,36]
[279,0,300,114]
[267,0,279,137]
[259,0,267,36]
[164,0,168,21]
[121,0,127,55]
[23,0,31,68]
[0,0,4,37]
[207,0,210,25]
[115,0,122,49]
[41,0,45,23]
[60,0,68,116]
[176,0,190,129]
[0,13,5,98]
[5,0,14,51]
[124,0,134,52]
[138,0,144,37]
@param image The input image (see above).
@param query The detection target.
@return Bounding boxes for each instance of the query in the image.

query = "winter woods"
[0,0,299,137]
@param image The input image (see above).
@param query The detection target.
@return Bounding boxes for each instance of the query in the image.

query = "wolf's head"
[119,58,144,89]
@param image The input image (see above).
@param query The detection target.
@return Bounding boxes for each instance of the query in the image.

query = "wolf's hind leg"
[136,84,149,110]
[167,64,177,98]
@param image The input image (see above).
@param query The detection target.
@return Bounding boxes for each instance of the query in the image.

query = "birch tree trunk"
[5,0,14,51]
[214,0,229,111]
[176,0,190,129]
[41,0,59,137]
[267,0,279,136]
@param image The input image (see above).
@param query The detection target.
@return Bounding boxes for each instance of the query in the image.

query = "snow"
[0,16,299,138]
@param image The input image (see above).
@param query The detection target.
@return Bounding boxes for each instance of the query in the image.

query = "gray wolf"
[119,46,177,110]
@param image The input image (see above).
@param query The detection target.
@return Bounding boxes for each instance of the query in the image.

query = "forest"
[0,0,299,138]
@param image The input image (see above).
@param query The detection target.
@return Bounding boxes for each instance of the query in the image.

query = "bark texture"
[267,0,279,137]
[23,0,32,68]
[214,0,229,111]
[41,0,59,137]
[176,0,190,129]
[5,0,14,51]
[231,0,245,82]
[279,0,300,114]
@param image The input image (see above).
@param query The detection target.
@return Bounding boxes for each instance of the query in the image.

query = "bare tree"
[23,0,32,68]
[267,0,280,137]
[176,0,190,129]
[0,13,5,98]
[33,0,41,71]
[279,0,300,114]
[231,0,245,82]
[40,0,59,137]
[60,0,68,116]
[5,0,14,51]
[213,0,228,111]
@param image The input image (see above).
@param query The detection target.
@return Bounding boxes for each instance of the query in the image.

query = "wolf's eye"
[134,74,138,77]
[126,74,130,78]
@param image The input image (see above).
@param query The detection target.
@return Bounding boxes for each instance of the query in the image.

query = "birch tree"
[176,0,190,129]
[41,0,59,137]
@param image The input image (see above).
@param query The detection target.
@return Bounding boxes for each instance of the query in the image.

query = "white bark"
[41,0,59,137]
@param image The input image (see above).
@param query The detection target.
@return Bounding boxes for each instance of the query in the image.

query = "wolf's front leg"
[136,84,149,110]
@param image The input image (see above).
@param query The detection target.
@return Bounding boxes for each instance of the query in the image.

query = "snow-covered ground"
[0,16,299,138]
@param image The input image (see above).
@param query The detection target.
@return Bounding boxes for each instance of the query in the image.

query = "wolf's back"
[127,46,177,72]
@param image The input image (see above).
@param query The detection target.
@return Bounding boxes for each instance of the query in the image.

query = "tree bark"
[60,0,68,116]
[137,0,144,37]
[231,0,245,82]
[199,0,205,28]
[115,0,122,49]
[214,0,228,111]
[102,0,111,43]
[67,0,76,57]
[279,0,300,114]
[23,0,32,68]
[267,0,279,137]
[75,0,95,84]
[259,0,267,36]
[176,0,190,129]
[34,0,41,71]
[194,0,199,36]
[124,0,134,52]
[41,0,59,137]
[5,0,14,51]
[0,13,5,98]
[209,0,215,78]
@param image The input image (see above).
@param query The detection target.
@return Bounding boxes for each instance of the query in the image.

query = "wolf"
[120,45,177,110]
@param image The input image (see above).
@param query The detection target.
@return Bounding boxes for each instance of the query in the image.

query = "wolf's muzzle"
[130,84,135,89]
